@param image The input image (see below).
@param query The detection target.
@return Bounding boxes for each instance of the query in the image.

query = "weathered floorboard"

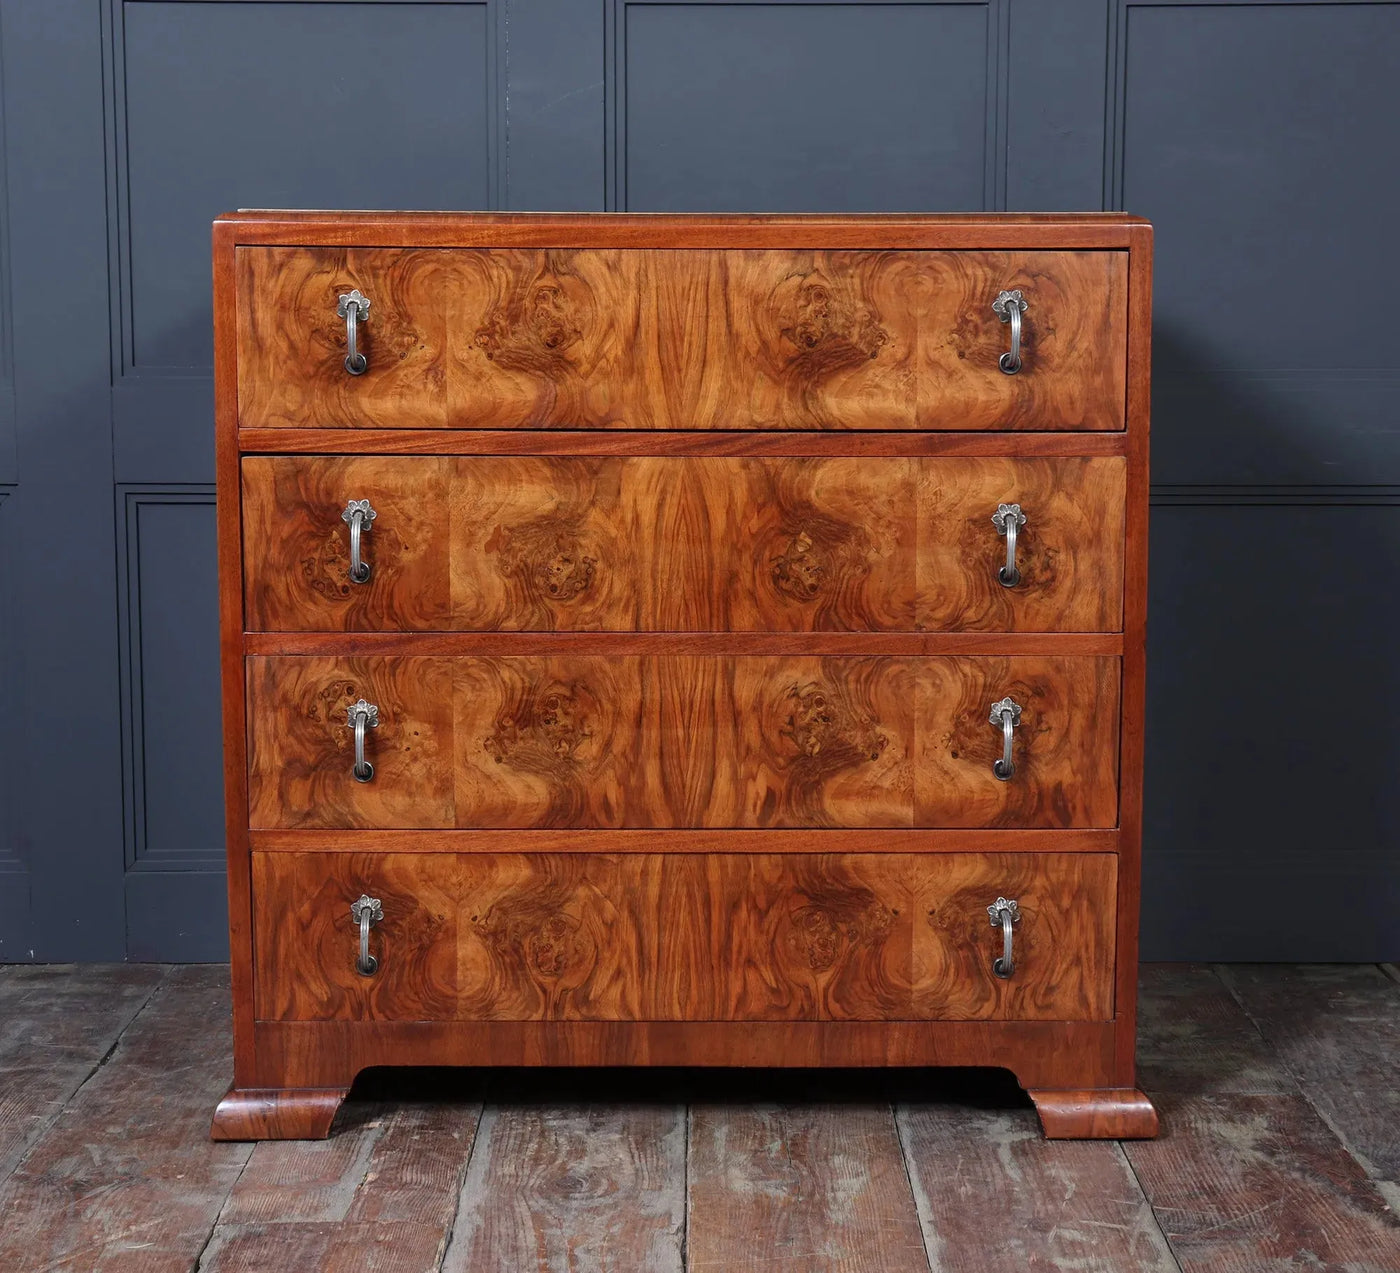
[1220,964,1400,1187]
[1124,1091,1400,1272]
[0,964,167,1181]
[687,1097,929,1273]
[1135,963,1291,1097]
[897,1097,1178,1273]
[445,1097,686,1272]
[2,963,1399,1273]
[196,1219,450,1273]
[0,965,252,1273]
[206,1076,484,1269]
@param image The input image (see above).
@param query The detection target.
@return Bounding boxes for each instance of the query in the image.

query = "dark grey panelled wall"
[0,0,1395,962]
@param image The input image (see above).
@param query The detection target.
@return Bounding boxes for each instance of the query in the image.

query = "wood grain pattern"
[238,425,1131,457]
[247,655,1118,830]
[221,210,1152,251]
[251,851,1116,1025]
[238,247,1128,431]
[212,1094,480,1245]
[0,967,253,1272]
[1221,964,1400,1184]
[1124,1093,1400,1271]
[249,827,1122,855]
[237,247,450,431]
[251,1019,1120,1089]
[198,1220,450,1273]
[1136,963,1292,1097]
[211,1087,348,1142]
[216,213,1153,1140]
[1026,1088,1158,1139]
[243,455,1124,633]
[917,456,1125,631]
[0,965,166,1177]
[446,1103,686,1273]
[897,1101,1178,1271]
[687,1102,929,1272]
[246,655,457,829]
[242,456,453,631]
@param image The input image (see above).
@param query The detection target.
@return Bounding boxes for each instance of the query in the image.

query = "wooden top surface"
[214,210,1152,250]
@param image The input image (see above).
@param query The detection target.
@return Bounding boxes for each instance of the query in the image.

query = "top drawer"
[236,248,1128,432]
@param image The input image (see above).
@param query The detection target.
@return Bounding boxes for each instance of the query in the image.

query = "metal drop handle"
[988,897,1020,978]
[348,698,379,783]
[342,498,376,584]
[991,502,1026,587]
[989,696,1022,782]
[337,289,371,375]
[992,289,1027,374]
[351,894,383,976]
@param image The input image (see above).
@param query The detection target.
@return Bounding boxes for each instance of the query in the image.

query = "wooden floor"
[0,965,1397,1272]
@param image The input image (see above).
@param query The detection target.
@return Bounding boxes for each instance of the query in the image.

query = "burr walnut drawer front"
[245,654,1120,830]
[236,247,1128,431]
[241,455,1126,633]
[251,850,1117,1023]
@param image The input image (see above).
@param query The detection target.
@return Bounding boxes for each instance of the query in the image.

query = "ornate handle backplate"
[347,698,379,783]
[350,894,383,976]
[988,696,1022,782]
[342,498,376,584]
[337,289,371,375]
[987,896,1021,978]
[992,289,1027,374]
[991,502,1027,587]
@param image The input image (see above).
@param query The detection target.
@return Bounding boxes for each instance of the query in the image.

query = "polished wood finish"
[239,426,1131,458]
[251,851,1116,1024]
[1026,1087,1159,1139]
[248,1019,1120,1089]
[245,654,1119,829]
[244,630,1124,657]
[216,212,1155,1141]
[244,454,1124,633]
[239,247,1127,432]
[248,827,1122,854]
[210,1086,349,1141]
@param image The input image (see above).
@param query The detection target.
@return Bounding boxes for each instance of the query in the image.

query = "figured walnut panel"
[246,656,457,829]
[237,247,450,430]
[247,656,1117,829]
[242,456,453,631]
[241,455,1124,633]
[916,457,1126,632]
[915,655,1119,828]
[251,851,1116,1023]
[237,248,1127,431]
[252,852,459,1022]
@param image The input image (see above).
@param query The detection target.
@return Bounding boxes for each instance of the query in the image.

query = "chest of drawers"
[209,213,1157,1142]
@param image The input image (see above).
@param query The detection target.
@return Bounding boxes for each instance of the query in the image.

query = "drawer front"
[246,655,1119,830]
[236,248,1127,431]
[252,851,1117,1023]
[242,455,1125,633]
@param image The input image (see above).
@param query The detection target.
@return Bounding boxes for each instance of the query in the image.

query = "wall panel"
[1144,498,1400,959]
[614,0,1002,212]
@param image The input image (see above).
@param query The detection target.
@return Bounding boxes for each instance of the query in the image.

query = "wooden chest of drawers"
[210,212,1157,1141]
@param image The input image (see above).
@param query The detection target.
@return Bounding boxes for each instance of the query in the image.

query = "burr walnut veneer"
[211,212,1156,1141]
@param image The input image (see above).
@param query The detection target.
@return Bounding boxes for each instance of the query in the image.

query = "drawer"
[252,851,1117,1023]
[246,655,1119,830]
[242,455,1126,633]
[236,248,1127,431]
